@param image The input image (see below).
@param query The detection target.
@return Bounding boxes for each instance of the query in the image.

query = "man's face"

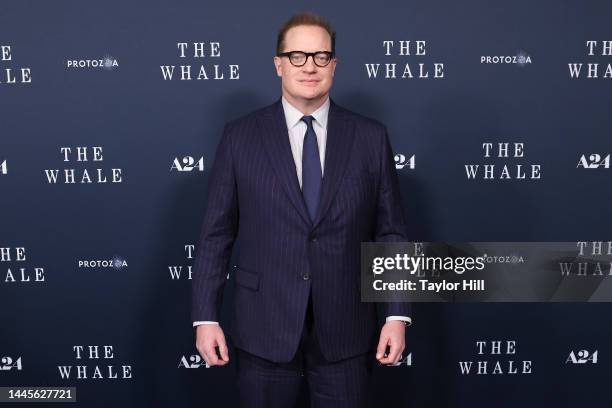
[274,25,337,106]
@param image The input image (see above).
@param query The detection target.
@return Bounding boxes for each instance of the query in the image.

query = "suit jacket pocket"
[234,266,260,291]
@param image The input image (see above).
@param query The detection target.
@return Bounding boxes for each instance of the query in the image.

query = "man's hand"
[376,320,406,365]
[196,324,229,366]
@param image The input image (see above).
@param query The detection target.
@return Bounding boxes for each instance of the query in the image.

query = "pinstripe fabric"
[236,293,373,408]
[191,97,411,363]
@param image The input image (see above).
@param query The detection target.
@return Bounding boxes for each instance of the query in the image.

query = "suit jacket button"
[302,273,310,280]
[309,235,317,243]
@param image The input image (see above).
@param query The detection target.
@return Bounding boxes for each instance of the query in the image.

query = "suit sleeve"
[191,123,239,323]
[374,125,412,320]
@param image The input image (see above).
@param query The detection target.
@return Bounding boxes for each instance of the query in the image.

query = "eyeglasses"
[277,51,335,67]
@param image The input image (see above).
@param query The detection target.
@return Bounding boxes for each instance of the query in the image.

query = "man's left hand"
[376,320,406,365]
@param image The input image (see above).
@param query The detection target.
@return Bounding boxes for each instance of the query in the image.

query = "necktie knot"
[301,115,315,128]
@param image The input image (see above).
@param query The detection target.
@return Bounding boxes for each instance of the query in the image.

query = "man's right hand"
[195,324,229,366]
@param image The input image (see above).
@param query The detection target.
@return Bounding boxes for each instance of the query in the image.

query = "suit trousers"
[235,291,374,408]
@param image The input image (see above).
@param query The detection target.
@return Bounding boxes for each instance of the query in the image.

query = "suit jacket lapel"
[257,97,355,231]
[311,98,355,230]
[257,98,312,227]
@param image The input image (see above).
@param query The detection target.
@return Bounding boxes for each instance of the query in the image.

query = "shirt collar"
[281,95,330,130]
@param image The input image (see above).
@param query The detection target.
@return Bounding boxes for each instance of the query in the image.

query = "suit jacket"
[191,96,411,363]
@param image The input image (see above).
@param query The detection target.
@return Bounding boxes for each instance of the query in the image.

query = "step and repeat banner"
[1,0,611,407]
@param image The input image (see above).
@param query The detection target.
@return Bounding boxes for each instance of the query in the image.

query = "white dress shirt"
[194,95,411,327]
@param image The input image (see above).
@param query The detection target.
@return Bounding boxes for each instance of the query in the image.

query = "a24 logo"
[1,356,22,370]
[171,156,204,172]
[566,349,598,364]
[577,154,610,169]
[395,154,415,170]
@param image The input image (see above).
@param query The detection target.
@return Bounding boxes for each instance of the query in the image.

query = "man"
[192,12,411,407]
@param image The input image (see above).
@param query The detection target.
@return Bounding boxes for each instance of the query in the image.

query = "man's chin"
[296,92,325,102]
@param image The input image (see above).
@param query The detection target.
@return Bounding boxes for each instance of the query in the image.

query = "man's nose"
[302,56,318,72]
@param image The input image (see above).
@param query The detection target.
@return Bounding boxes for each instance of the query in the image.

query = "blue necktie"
[301,115,322,222]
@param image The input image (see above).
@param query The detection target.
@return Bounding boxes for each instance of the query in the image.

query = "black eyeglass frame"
[277,51,336,67]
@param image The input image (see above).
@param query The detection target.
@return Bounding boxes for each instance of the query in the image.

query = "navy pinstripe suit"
[191,96,411,364]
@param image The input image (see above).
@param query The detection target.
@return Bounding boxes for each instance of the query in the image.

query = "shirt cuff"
[193,321,219,327]
[386,316,412,326]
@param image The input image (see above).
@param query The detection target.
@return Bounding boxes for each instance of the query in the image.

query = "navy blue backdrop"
[1,0,611,407]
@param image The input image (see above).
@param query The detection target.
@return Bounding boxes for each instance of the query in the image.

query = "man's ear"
[273,56,282,77]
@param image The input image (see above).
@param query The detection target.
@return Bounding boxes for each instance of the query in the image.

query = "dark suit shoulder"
[330,102,390,168]
[332,101,387,134]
